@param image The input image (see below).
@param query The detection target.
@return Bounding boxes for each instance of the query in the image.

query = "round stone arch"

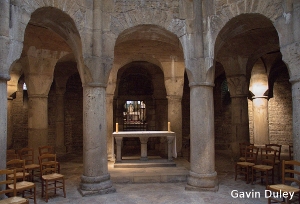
[8,2,91,84]
[104,6,188,73]
[207,0,284,60]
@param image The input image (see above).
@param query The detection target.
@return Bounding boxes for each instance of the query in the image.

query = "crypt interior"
[1,0,300,202]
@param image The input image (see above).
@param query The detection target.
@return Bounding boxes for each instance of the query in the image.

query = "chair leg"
[45,180,48,202]
[33,185,36,204]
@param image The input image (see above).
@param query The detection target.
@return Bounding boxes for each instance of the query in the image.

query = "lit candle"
[116,123,119,133]
[168,122,171,132]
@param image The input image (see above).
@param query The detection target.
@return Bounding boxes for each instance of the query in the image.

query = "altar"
[113,131,176,164]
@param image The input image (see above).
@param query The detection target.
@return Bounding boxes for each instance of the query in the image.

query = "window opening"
[123,100,146,131]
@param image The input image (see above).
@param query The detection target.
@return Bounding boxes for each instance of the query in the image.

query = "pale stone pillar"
[55,87,66,154]
[106,94,114,161]
[227,75,250,160]
[79,85,115,196]
[290,79,300,163]
[7,97,13,148]
[27,94,48,160]
[186,84,218,192]
[0,77,8,170]
[249,61,269,145]
[0,77,8,200]
[167,95,182,156]
[252,96,269,145]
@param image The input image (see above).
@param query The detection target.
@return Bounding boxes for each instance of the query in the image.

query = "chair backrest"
[244,145,259,163]
[19,147,35,165]
[239,142,253,157]
[39,145,54,156]
[265,144,282,161]
[282,160,300,186]
[39,154,58,176]
[7,149,16,154]
[0,169,16,196]
[260,147,277,166]
[6,159,26,181]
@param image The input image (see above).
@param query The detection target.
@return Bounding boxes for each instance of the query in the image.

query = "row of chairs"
[7,146,60,181]
[235,143,300,203]
[3,146,65,203]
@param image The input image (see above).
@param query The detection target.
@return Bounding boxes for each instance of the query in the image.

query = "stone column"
[0,0,9,197]
[0,76,8,170]
[227,75,250,160]
[167,95,182,156]
[106,94,114,161]
[79,85,115,196]
[27,93,49,160]
[290,78,300,164]
[252,96,269,145]
[249,61,269,145]
[55,86,66,154]
[186,84,218,192]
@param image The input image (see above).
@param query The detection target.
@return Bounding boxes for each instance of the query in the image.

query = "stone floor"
[28,150,293,204]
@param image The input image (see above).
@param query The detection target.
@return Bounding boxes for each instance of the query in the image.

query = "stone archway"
[214,13,291,159]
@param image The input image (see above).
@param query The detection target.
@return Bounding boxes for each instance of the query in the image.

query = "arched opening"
[214,13,291,160]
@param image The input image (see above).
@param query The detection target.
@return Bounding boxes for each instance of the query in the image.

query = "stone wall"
[268,71,292,153]
[64,73,83,153]
[11,88,28,150]
[214,75,232,150]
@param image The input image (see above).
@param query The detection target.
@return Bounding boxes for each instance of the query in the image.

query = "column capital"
[189,82,215,87]
[166,95,182,100]
[0,73,10,81]
[28,94,48,98]
[85,82,107,88]
[227,75,248,97]
[289,76,300,84]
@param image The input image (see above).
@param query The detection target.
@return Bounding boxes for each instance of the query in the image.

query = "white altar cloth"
[113,131,177,161]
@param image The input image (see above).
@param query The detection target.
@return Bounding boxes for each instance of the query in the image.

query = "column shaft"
[230,96,250,159]
[55,93,66,154]
[292,81,300,163]
[186,84,218,191]
[0,79,7,170]
[79,85,115,196]
[28,95,48,162]
[252,97,269,145]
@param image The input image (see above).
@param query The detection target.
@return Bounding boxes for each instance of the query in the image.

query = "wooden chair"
[0,169,29,204]
[266,144,282,181]
[252,147,277,186]
[19,147,40,181]
[39,145,60,173]
[39,145,54,156]
[7,149,19,162]
[235,145,259,183]
[267,160,300,204]
[6,159,30,181]
[39,153,66,202]
[6,159,36,204]
[238,142,253,161]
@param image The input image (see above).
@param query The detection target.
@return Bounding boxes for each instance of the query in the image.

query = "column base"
[79,174,116,196]
[185,171,218,192]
